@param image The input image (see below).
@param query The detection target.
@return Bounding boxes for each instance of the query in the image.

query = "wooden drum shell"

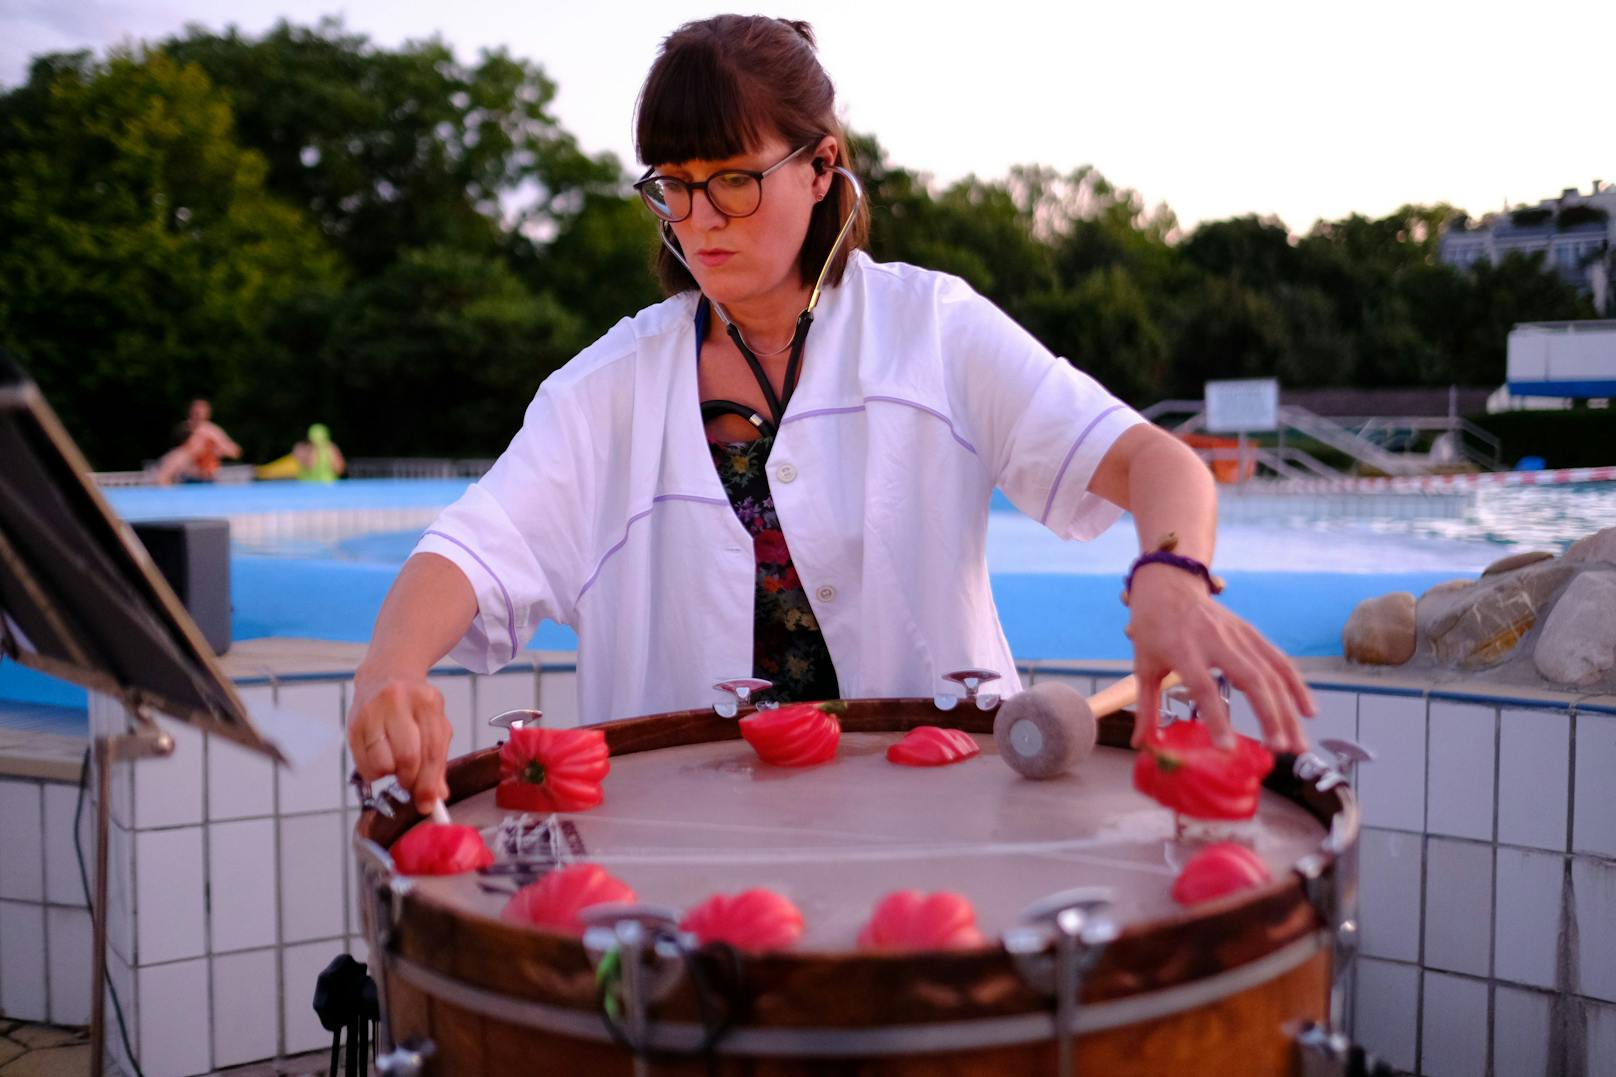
[357,700,1356,1075]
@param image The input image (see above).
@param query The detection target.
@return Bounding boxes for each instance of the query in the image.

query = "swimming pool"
[3,478,1611,708]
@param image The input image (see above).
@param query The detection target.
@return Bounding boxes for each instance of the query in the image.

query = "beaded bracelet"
[1121,532,1225,606]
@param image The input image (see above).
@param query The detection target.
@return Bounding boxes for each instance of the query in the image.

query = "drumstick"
[429,801,451,825]
[995,671,1185,780]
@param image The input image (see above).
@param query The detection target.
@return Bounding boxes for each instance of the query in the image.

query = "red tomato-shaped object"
[886,726,980,767]
[680,889,805,951]
[1132,720,1274,820]
[739,700,844,767]
[389,823,493,876]
[501,864,637,934]
[1171,842,1273,906]
[496,726,610,813]
[857,890,984,951]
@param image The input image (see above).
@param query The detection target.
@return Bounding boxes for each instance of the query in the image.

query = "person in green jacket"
[293,423,345,483]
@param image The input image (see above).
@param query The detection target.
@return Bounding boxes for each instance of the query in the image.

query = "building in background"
[1440,182,1616,315]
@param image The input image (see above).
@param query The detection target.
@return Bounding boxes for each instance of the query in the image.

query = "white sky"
[4,0,1612,231]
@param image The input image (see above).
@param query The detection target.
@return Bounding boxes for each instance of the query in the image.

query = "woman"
[348,15,1312,811]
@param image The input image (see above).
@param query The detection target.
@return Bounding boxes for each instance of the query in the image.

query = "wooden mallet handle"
[1085,671,1183,721]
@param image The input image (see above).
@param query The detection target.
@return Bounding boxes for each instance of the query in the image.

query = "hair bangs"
[636,36,769,167]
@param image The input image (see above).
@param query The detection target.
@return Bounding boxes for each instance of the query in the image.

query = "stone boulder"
[1565,526,1616,567]
[1417,562,1575,669]
[1533,572,1616,686]
[1482,550,1555,577]
[1420,579,1474,601]
[1343,592,1417,665]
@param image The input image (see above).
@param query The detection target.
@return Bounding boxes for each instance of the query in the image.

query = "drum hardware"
[352,837,416,1062]
[1293,789,1362,1045]
[350,772,412,819]
[1002,889,1119,1077]
[374,1040,435,1076]
[489,707,543,731]
[1160,672,1231,723]
[934,668,1002,711]
[712,677,774,717]
[583,905,709,1074]
[1290,1021,1395,1076]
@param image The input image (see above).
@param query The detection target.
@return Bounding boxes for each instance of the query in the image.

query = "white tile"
[207,711,276,821]
[344,811,365,938]
[1301,689,1358,754]
[284,939,344,1054]
[1493,985,1555,1077]
[0,900,47,1021]
[279,812,345,944]
[208,819,277,953]
[1356,695,1427,831]
[1227,689,1260,739]
[132,717,205,829]
[134,826,206,964]
[109,754,133,829]
[432,674,474,758]
[46,905,92,1025]
[1499,708,1570,851]
[89,689,125,738]
[0,779,44,902]
[1574,713,1616,857]
[347,935,370,969]
[107,821,134,963]
[1358,827,1423,962]
[105,948,138,1072]
[539,667,581,728]
[137,957,211,1077]
[1424,839,1493,977]
[1572,856,1616,1003]
[1494,847,1564,990]
[1352,957,1418,1073]
[475,671,539,751]
[275,681,346,814]
[43,782,90,906]
[1420,972,1489,1077]
[1426,702,1496,841]
[212,948,278,1068]
[1586,999,1616,1077]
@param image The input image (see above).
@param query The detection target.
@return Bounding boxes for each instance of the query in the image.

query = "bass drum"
[355,697,1359,1075]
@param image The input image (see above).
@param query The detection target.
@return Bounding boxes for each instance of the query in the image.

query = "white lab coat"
[415,252,1144,723]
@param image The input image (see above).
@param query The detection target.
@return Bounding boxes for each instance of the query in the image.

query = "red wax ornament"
[389,822,494,876]
[679,889,805,951]
[501,864,636,934]
[496,726,610,813]
[1132,720,1274,820]
[739,700,843,767]
[886,726,980,767]
[1171,842,1273,906]
[857,890,984,951]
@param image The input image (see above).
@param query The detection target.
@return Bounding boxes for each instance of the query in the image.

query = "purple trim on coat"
[1040,403,1126,526]
[574,494,729,606]
[781,404,867,423]
[780,396,979,456]
[422,529,520,658]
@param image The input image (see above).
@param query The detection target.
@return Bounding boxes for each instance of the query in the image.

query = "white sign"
[1204,378,1279,433]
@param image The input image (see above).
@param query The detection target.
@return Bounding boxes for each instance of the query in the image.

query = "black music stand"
[0,353,283,1075]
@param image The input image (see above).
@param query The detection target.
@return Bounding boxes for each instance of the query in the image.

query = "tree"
[0,49,341,466]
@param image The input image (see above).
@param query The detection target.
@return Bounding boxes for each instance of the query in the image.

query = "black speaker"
[131,518,231,655]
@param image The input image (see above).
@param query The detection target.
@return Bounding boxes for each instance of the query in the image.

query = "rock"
[1418,562,1575,669]
[1565,526,1616,567]
[1533,572,1616,686]
[1343,592,1417,665]
[1482,550,1555,577]
[1420,578,1474,601]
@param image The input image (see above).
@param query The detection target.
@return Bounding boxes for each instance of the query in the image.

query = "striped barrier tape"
[1245,464,1616,494]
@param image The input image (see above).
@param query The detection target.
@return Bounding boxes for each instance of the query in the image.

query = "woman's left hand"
[1124,562,1314,753]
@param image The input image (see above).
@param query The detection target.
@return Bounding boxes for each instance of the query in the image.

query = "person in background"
[293,423,345,483]
[151,398,241,484]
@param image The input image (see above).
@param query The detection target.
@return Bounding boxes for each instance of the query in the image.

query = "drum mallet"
[994,673,1181,779]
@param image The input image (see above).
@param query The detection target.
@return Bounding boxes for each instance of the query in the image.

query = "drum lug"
[935,668,1001,711]
[713,677,773,718]
[353,838,410,950]
[1292,1021,1395,1076]
[583,905,692,1057]
[1293,738,1376,795]
[1002,889,1118,1077]
[488,708,542,731]
[375,1039,436,1075]
[350,772,412,818]
[1295,849,1358,1036]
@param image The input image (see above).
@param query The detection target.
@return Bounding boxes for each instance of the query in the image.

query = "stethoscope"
[657,164,866,441]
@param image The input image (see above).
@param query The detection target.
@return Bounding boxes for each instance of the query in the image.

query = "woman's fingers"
[346,679,449,809]
[1131,667,1165,748]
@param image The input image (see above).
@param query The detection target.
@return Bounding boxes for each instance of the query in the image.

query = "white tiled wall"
[134,827,206,965]
[47,905,93,1025]
[0,779,44,901]
[211,948,279,1068]
[0,899,47,1022]
[1358,827,1422,962]
[1423,838,1493,977]
[43,783,89,906]
[132,719,205,830]
[1498,708,1570,851]
[1493,985,1555,1077]
[137,958,211,1077]
[474,670,539,751]
[1356,694,1427,832]
[1574,713,1616,858]
[1494,847,1565,990]
[208,819,277,953]
[539,667,582,728]
[1420,972,1489,1077]
[1426,702,1495,842]
[1571,856,1616,1003]
[283,939,343,1055]
[279,812,345,944]
[274,682,346,815]
[1353,958,1419,1073]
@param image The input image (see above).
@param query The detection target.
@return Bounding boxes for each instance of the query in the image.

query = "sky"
[3,0,1612,232]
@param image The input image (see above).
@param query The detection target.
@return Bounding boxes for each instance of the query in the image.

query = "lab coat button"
[776,463,798,483]
[816,585,836,603]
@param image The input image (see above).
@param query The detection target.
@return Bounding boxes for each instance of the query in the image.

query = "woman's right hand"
[347,673,453,813]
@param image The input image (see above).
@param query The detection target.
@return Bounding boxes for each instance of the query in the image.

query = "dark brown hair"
[635,15,870,296]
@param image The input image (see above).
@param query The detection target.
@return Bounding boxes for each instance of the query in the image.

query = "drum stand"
[89,700,175,1077]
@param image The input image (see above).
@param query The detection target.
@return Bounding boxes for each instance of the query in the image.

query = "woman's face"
[657,134,833,310]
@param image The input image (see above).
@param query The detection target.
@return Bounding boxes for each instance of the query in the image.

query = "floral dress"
[708,436,841,702]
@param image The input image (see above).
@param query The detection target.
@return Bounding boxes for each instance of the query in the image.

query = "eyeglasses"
[634,143,814,223]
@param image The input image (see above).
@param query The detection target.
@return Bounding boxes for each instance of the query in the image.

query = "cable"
[75,748,146,1077]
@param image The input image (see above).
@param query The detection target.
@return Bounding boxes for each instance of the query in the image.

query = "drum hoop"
[381,929,1326,1055]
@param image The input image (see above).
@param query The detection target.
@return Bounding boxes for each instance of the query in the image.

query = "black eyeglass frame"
[634,142,817,223]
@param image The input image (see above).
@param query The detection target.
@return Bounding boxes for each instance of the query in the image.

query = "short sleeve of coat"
[940,278,1145,540]
[412,376,600,673]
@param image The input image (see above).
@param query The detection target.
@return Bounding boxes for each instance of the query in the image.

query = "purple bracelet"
[1122,546,1224,606]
